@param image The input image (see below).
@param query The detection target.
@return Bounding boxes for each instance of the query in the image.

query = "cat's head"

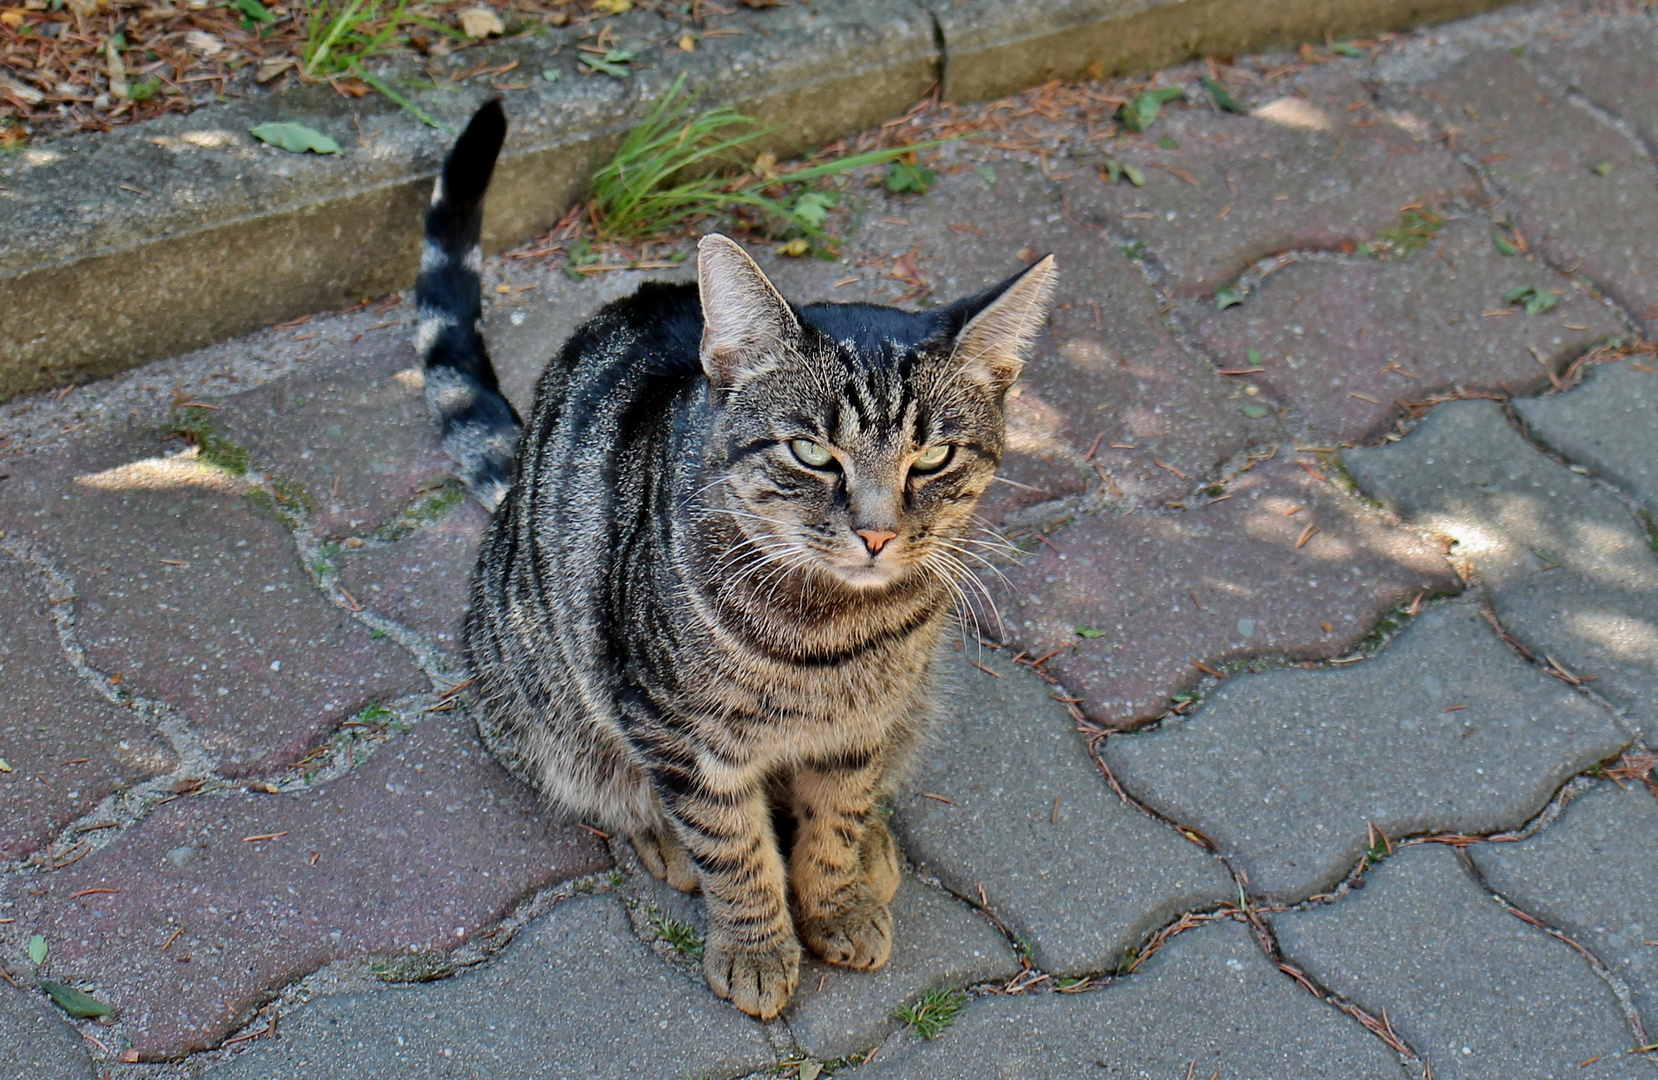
[696,234,1056,593]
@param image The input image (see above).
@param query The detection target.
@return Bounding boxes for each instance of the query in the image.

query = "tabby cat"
[417,100,1056,1019]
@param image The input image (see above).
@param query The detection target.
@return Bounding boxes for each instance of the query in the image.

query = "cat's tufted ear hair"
[697,234,802,390]
[941,255,1057,393]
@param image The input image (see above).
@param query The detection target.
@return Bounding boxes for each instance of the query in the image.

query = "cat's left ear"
[945,255,1058,393]
[697,234,801,390]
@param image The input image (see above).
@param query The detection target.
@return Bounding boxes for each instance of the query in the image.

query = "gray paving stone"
[1190,218,1621,444]
[785,874,1016,1062]
[891,651,1234,974]
[1275,844,1647,1079]
[0,980,96,1080]
[1395,50,1658,335]
[0,552,174,861]
[337,499,490,661]
[1470,781,1658,1038]
[1529,17,1658,178]
[1346,399,1658,734]
[1516,360,1658,515]
[1105,600,1629,904]
[851,918,1409,1080]
[208,895,773,1080]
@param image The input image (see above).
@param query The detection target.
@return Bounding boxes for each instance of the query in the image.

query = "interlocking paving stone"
[996,456,1457,727]
[1105,600,1630,903]
[0,429,425,776]
[207,895,773,1080]
[1190,218,1621,444]
[785,873,1017,1061]
[1529,17,1658,178]
[851,918,1409,1079]
[1470,781,1658,1037]
[1395,50,1658,334]
[0,980,96,1080]
[1061,64,1480,298]
[337,500,490,660]
[1,709,607,1059]
[214,332,451,538]
[1515,360,1658,514]
[1346,399,1658,733]
[0,553,174,861]
[1275,844,1647,1079]
[891,651,1234,974]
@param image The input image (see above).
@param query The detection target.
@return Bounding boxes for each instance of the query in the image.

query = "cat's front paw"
[800,898,893,971]
[703,937,802,1019]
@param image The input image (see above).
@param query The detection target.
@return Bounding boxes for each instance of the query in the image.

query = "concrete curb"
[0,0,1512,400]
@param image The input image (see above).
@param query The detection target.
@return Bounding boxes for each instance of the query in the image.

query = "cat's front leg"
[789,755,894,971]
[656,773,801,1019]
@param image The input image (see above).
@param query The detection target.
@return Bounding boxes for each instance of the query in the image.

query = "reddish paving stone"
[1530,18,1658,173]
[995,457,1457,726]
[1062,66,1481,298]
[337,499,490,659]
[0,554,174,861]
[1394,51,1658,334]
[0,430,425,776]
[213,334,452,538]
[754,166,1273,516]
[1,709,609,1060]
[1190,219,1622,444]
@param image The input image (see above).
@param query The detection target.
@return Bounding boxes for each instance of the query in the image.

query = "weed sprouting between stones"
[652,915,703,960]
[1368,207,1444,259]
[369,477,467,543]
[893,985,966,1039]
[164,406,249,476]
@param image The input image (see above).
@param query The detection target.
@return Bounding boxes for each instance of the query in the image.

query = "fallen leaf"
[592,0,630,11]
[457,6,503,38]
[1502,285,1557,315]
[678,34,694,51]
[774,239,809,258]
[28,934,47,966]
[1215,286,1244,310]
[885,159,935,194]
[250,121,341,155]
[580,49,634,77]
[0,10,23,27]
[1117,87,1182,133]
[255,57,295,83]
[1075,626,1105,638]
[1592,161,1614,177]
[0,758,11,772]
[1200,73,1245,113]
[38,980,113,1019]
[1241,403,1271,418]
[1331,41,1365,58]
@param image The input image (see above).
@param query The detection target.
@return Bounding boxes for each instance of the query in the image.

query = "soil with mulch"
[0,0,760,143]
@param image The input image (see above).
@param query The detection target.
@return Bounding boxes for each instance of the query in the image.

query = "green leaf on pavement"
[1492,231,1518,256]
[1502,285,1557,315]
[974,163,997,186]
[27,934,47,966]
[38,980,113,1019]
[1075,626,1105,638]
[231,0,276,24]
[1241,403,1271,418]
[580,49,634,78]
[1592,160,1614,177]
[885,159,935,194]
[791,190,836,229]
[250,121,340,154]
[1246,348,1262,363]
[1117,87,1183,133]
[1200,74,1244,114]
[1331,42,1366,58]
[1215,286,1243,310]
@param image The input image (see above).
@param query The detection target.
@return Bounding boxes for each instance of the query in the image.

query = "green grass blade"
[351,62,450,130]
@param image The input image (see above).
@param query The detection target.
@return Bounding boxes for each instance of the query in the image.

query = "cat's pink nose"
[856,529,898,555]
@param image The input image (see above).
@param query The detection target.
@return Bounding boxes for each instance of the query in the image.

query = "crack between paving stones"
[0,534,220,883]
[1450,841,1656,1056]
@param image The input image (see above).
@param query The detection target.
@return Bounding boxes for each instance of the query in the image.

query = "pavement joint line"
[1457,837,1657,1059]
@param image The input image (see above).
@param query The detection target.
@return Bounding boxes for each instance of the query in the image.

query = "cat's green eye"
[912,444,953,473]
[790,439,835,468]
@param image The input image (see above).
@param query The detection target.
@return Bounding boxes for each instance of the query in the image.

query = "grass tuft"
[893,985,966,1039]
[1372,208,1443,259]
[652,915,704,960]
[589,75,941,244]
[166,406,249,476]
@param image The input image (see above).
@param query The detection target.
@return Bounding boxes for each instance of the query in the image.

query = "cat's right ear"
[697,234,801,389]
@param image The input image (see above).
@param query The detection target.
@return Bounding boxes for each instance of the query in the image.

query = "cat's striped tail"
[416,98,521,511]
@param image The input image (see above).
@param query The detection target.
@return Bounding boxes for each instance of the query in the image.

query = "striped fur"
[430,103,1056,1020]
[416,99,521,510]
